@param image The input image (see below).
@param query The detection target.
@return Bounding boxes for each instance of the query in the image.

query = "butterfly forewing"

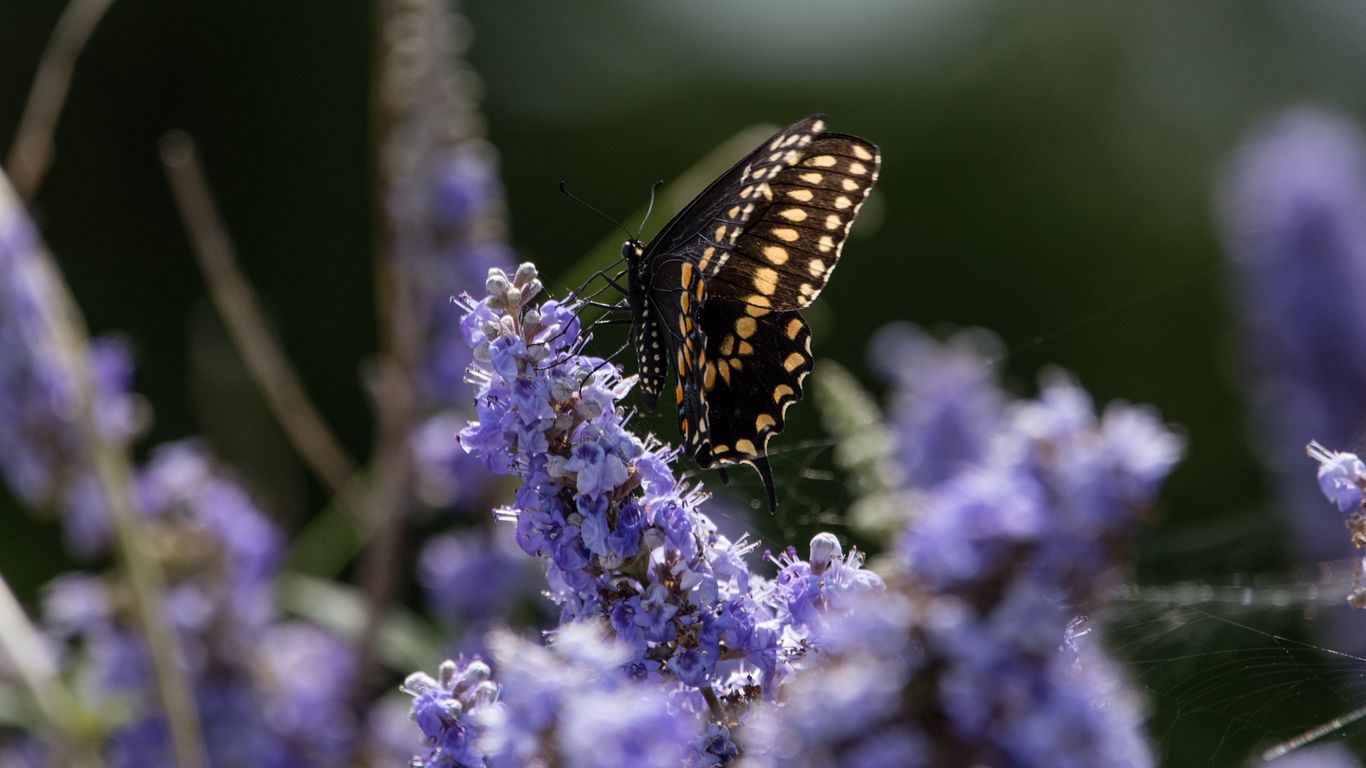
[625,114,878,511]
[705,134,880,311]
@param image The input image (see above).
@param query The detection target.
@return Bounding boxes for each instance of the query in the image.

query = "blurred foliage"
[6,1,1366,763]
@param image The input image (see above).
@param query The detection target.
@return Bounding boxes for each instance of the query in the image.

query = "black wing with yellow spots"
[624,115,880,511]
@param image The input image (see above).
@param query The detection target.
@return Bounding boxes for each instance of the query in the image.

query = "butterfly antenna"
[559,181,635,243]
[636,179,665,241]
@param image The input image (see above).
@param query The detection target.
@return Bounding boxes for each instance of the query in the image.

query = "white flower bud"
[486,273,510,297]
[439,659,460,685]
[809,532,843,572]
[514,262,538,286]
[505,286,522,307]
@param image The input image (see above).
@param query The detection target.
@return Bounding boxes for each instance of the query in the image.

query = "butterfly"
[619,114,880,511]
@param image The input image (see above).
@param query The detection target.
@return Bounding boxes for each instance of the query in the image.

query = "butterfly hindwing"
[687,300,811,469]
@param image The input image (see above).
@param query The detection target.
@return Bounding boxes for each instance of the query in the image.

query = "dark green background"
[5,1,1366,764]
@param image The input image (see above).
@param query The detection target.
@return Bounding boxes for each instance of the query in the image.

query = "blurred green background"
[5,1,1366,764]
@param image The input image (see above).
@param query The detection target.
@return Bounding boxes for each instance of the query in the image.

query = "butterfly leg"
[565,265,629,303]
[582,300,629,312]
[573,337,633,396]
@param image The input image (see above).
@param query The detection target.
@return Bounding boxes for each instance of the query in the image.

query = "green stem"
[0,574,103,768]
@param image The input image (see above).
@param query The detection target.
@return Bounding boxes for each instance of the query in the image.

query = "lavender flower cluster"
[745,341,1182,767]
[403,267,1183,766]
[43,442,364,768]
[0,177,380,767]
[0,201,141,556]
[404,264,886,766]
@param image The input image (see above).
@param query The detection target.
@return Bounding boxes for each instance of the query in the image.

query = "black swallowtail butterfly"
[621,114,880,511]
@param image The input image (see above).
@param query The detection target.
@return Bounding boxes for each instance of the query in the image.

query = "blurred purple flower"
[746,336,1181,767]
[37,441,363,767]
[870,323,1004,490]
[471,624,697,768]
[1219,107,1366,562]
[418,526,547,655]
[0,193,140,543]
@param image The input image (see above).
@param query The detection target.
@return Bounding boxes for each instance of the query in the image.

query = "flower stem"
[0,574,104,768]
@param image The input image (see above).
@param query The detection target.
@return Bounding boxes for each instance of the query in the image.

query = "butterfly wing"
[635,115,830,409]
[633,115,879,511]
[702,132,880,311]
[688,300,813,511]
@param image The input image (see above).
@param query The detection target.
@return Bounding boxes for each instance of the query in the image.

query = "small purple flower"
[403,658,499,768]
[1308,441,1366,512]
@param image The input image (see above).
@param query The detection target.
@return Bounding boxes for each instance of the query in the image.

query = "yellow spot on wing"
[736,316,757,338]
[783,353,805,372]
[849,161,868,176]
[734,438,757,456]
[778,208,808,222]
[763,245,789,265]
[787,188,814,202]
[807,155,837,168]
[753,268,779,295]
[756,414,777,431]
[799,172,823,184]
[772,228,799,242]
[785,318,803,339]
[852,144,874,161]
[773,384,794,402]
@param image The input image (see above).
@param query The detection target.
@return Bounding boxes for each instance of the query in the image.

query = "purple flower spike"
[441,262,883,709]
[1220,108,1366,562]
[0,186,140,537]
[746,326,1180,767]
